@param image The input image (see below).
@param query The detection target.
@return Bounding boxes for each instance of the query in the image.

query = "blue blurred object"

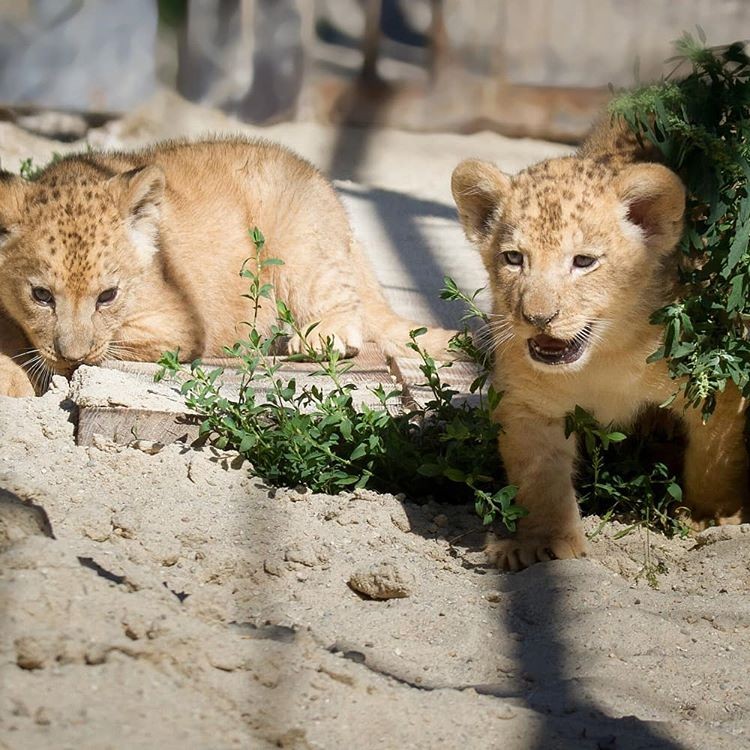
[0,0,157,111]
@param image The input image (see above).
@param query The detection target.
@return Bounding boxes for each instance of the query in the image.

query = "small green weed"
[18,153,64,181]
[157,228,527,531]
[566,406,690,540]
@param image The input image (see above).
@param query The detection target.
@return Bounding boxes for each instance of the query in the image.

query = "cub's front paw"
[288,317,363,358]
[0,365,35,398]
[486,528,588,572]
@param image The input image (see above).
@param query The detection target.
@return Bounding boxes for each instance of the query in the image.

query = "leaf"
[350,443,367,461]
[666,482,683,502]
[239,434,257,452]
[443,467,466,482]
[605,432,627,443]
[417,463,442,477]
[725,215,750,274]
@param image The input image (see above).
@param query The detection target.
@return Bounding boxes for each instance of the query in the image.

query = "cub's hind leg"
[678,386,749,526]
[269,219,368,357]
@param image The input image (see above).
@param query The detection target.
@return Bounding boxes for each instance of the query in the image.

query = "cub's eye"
[502,251,524,267]
[31,286,54,306]
[573,255,598,269]
[97,287,119,306]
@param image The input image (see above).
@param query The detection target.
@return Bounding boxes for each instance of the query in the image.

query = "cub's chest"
[505,355,673,428]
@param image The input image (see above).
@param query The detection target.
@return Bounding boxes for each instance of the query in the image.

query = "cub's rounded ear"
[118,164,166,217]
[112,165,166,261]
[615,163,685,254]
[0,172,28,250]
[451,159,512,245]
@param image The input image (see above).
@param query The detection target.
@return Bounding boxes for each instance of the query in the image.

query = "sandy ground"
[1,95,749,749]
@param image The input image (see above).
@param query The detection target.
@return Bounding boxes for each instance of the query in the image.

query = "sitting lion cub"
[452,119,748,571]
[0,138,453,396]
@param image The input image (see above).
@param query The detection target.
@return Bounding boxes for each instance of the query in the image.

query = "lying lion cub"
[452,119,749,571]
[0,138,453,396]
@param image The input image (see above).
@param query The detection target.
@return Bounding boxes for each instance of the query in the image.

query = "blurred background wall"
[0,0,748,142]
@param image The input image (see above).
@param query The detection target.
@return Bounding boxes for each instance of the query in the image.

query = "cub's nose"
[522,310,560,329]
[53,337,94,364]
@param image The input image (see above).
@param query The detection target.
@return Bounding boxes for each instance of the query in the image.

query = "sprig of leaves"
[611,34,750,417]
[157,228,525,530]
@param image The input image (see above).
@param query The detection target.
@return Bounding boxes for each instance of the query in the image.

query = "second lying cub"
[0,138,454,396]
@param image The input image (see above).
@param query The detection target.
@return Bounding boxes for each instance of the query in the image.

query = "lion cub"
[452,120,748,571]
[0,138,452,396]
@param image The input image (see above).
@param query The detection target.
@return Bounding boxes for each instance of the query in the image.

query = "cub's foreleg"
[0,354,35,397]
[0,315,35,397]
[487,401,588,571]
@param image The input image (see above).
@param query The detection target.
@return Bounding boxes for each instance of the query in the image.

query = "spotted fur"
[452,117,748,571]
[0,138,455,396]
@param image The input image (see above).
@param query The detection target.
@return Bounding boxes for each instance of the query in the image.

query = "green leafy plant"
[18,153,63,181]
[157,228,527,531]
[19,157,45,181]
[611,33,750,418]
[566,406,690,539]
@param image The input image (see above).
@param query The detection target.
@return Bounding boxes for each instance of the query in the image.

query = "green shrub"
[611,33,750,418]
[156,228,527,532]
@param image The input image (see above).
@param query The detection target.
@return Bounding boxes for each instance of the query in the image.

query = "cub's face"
[0,164,164,374]
[452,156,685,371]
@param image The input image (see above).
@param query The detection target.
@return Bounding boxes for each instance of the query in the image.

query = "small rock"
[207,641,246,672]
[91,433,120,452]
[130,440,165,455]
[694,524,750,546]
[433,514,449,528]
[111,508,139,538]
[34,707,52,726]
[161,551,180,567]
[284,543,322,567]
[263,558,284,576]
[80,506,112,542]
[15,637,49,670]
[85,643,110,665]
[496,703,516,720]
[390,510,411,533]
[348,561,414,600]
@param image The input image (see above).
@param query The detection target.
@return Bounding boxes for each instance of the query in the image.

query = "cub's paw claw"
[486,531,588,572]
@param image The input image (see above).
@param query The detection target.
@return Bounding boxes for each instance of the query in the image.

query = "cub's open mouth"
[527,325,592,365]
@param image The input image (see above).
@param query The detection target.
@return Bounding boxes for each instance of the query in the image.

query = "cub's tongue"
[531,334,568,352]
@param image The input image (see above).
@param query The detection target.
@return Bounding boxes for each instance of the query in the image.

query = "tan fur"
[452,118,749,571]
[0,138,454,396]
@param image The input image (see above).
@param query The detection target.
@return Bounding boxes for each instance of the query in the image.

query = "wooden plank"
[73,343,401,447]
[99,343,391,379]
[77,407,202,447]
[389,357,487,411]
